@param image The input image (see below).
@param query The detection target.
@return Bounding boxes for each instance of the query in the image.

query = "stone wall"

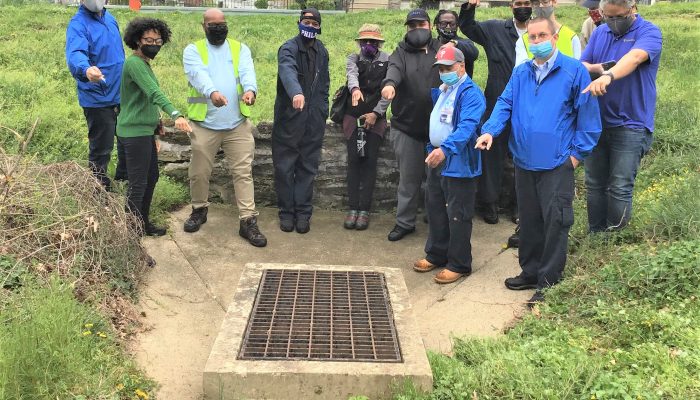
[159,122,402,211]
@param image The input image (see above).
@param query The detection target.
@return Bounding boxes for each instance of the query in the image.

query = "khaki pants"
[189,120,257,219]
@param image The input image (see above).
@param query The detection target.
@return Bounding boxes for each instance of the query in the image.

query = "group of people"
[66,0,661,305]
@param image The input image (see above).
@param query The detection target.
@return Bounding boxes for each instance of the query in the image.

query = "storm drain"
[238,269,402,362]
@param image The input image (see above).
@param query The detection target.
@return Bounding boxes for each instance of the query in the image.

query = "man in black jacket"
[459,0,531,229]
[434,9,479,78]
[272,8,330,234]
[381,8,442,242]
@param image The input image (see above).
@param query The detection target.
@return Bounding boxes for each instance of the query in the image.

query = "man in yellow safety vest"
[514,0,581,67]
[182,8,267,247]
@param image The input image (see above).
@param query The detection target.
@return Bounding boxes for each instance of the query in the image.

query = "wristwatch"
[602,71,615,81]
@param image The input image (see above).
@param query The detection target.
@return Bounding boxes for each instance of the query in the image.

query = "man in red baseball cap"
[412,44,486,284]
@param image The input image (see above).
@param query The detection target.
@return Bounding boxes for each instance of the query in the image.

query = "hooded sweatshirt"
[382,37,442,141]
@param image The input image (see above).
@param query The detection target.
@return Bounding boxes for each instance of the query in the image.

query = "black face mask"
[512,7,532,23]
[141,44,161,60]
[405,28,432,48]
[437,27,458,41]
[206,25,228,46]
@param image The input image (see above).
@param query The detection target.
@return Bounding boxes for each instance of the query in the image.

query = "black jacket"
[381,38,442,141]
[459,4,520,120]
[273,36,330,140]
[448,37,479,78]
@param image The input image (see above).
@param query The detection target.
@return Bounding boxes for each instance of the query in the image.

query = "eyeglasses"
[206,23,227,29]
[437,21,457,29]
[141,37,164,45]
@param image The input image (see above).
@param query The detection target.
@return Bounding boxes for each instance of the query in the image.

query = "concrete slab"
[203,263,433,400]
[137,205,532,399]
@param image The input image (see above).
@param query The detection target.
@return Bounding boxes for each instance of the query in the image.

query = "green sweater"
[117,55,181,137]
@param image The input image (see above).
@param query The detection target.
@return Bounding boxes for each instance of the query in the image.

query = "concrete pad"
[203,263,433,400]
[138,205,532,399]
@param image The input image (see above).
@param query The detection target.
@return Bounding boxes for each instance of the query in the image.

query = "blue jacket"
[428,78,486,178]
[482,53,601,171]
[65,6,124,107]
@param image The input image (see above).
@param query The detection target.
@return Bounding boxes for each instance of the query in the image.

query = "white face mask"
[83,0,106,13]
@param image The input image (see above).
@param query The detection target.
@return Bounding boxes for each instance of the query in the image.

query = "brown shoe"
[413,259,438,273]
[433,269,466,284]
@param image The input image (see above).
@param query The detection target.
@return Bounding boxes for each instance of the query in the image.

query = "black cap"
[405,8,429,25]
[581,0,600,8]
[300,7,321,25]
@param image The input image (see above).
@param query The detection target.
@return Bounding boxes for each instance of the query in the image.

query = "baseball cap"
[434,45,465,66]
[581,0,600,8]
[300,7,321,24]
[405,8,430,25]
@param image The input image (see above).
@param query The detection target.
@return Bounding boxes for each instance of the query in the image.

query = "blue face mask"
[299,23,320,39]
[529,40,553,59]
[439,70,460,86]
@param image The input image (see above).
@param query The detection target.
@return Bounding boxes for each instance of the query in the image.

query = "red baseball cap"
[434,45,465,66]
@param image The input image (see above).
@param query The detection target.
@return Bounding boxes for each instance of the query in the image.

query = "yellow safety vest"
[187,38,251,121]
[523,25,577,59]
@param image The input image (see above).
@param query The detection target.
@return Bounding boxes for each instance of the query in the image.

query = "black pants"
[119,135,159,227]
[515,160,575,289]
[83,106,119,189]
[477,124,516,208]
[114,140,128,181]
[346,130,381,211]
[272,126,324,222]
[424,165,477,274]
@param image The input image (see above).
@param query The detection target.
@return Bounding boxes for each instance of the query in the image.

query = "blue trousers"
[585,127,653,232]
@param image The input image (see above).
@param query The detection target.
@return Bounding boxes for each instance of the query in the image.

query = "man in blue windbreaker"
[413,46,486,285]
[66,0,125,191]
[476,17,601,306]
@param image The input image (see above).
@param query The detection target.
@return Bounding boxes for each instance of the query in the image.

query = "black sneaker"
[295,219,310,234]
[239,216,267,247]
[387,225,415,241]
[527,291,544,309]
[504,273,538,290]
[280,218,294,232]
[144,223,167,237]
[507,225,520,248]
[482,203,499,224]
[184,207,208,233]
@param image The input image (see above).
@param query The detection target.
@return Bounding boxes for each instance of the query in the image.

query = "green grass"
[1,3,699,400]
[0,277,155,399]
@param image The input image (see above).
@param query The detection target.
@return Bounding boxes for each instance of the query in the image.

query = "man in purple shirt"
[581,0,662,232]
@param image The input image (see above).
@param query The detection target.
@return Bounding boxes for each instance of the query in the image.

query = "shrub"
[255,0,269,8]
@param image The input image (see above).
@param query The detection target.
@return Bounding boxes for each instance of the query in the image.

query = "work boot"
[239,216,267,247]
[184,207,208,233]
[527,291,545,309]
[280,218,294,232]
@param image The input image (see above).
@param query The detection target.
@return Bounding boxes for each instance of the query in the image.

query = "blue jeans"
[585,127,653,232]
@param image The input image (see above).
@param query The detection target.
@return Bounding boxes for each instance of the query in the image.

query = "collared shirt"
[429,74,468,148]
[183,40,257,131]
[533,49,559,84]
[581,15,662,132]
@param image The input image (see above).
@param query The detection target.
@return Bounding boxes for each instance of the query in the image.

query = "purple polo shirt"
[581,16,662,132]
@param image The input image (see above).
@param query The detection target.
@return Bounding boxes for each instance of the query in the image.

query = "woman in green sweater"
[117,18,192,236]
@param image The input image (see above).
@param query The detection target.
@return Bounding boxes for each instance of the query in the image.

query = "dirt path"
[135,205,529,399]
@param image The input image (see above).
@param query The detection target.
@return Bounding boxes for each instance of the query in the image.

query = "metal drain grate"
[238,269,402,362]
